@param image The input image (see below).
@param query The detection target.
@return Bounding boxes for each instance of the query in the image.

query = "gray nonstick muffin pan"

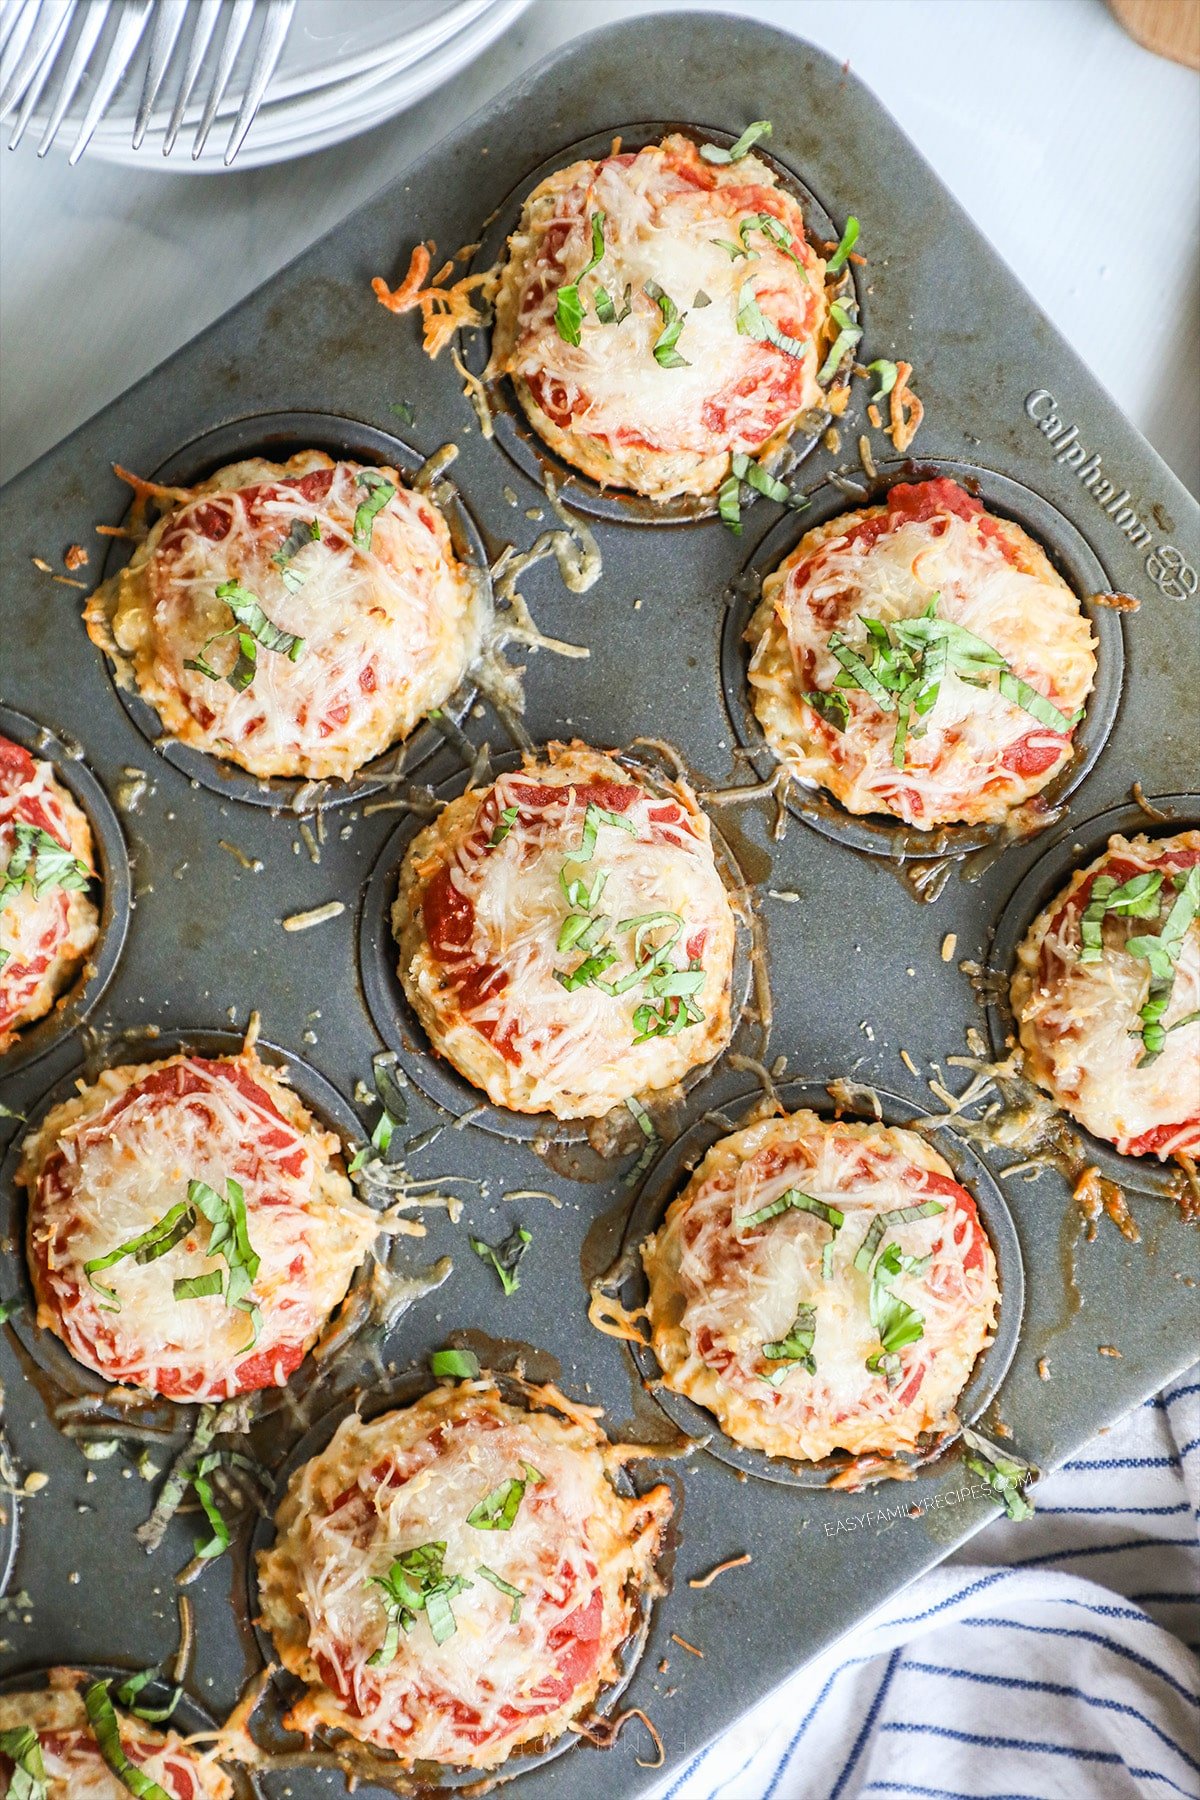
[1,13,1197,1797]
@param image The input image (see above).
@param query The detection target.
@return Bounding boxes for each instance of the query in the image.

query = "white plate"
[31,0,525,169]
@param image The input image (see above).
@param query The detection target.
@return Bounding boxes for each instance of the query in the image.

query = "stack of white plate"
[42,0,531,171]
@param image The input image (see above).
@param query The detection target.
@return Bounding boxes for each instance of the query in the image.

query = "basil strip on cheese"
[0,1725,48,1800]
[762,1301,817,1382]
[353,470,396,549]
[738,1186,845,1233]
[489,804,519,847]
[812,597,1082,764]
[272,516,320,591]
[554,210,607,346]
[368,1542,472,1659]
[1125,865,1200,1063]
[0,822,91,908]
[1078,871,1164,962]
[186,1176,262,1353]
[84,1199,195,1311]
[700,119,772,164]
[84,1681,173,1800]
[594,281,632,324]
[477,1563,524,1621]
[467,1474,527,1530]
[736,278,807,359]
[852,1199,946,1273]
[185,578,304,692]
[644,279,690,368]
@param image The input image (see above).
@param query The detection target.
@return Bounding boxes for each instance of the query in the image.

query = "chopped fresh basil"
[699,120,772,164]
[0,823,91,908]
[594,280,633,325]
[803,688,850,732]
[717,451,808,534]
[490,804,519,846]
[173,1270,224,1301]
[350,1051,408,1176]
[272,516,320,591]
[624,1095,659,1186]
[430,1347,481,1380]
[0,1724,47,1800]
[762,1301,817,1381]
[717,471,742,534]
[868,1281,925,1362]
[712,236,755,261]
[477,1563,524,1621]
[739,1186,845,1233]
[852,1200,946,1274]
[114,1667,183,1724]
[817,299,863,383]
[470,1226,531,1296]
[390,400,416,425]
[570,801,638,864]
[809,597,1082,763]
[557,910,608,953]
[468,1475,527,1531]
[644,279,690,368]
[821,1241,835,1281]
[187,1176,261,1353]
[555,946,619,992]
[554,210,607,346]
[866,358,898,402]
[1125,865,1200,1063]
[1079,871,1164,962]
[353,470,396,550]
[736,278,807,359]
[190,1451,232,1559]
[962,1424,1037,1521]
[85,1680,173,1800]
[185,578,304,692]
[739,212,806,275]
[0,1297,17,1325]
[369,1542,472,1658]
[83,1199,195,1311]
[825,215,860,275]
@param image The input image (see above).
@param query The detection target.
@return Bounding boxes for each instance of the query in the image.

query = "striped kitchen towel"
[656,1365,1199,1799]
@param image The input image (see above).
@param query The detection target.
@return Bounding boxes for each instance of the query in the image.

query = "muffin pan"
[0,13,1197,1797]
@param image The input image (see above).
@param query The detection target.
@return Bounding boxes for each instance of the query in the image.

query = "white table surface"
[1,0,1197,495]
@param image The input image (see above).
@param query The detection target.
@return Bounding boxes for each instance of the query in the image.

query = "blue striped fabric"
[653,1368,1200,1798]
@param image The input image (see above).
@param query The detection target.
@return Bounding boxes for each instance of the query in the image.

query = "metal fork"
[0,0,295,165]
